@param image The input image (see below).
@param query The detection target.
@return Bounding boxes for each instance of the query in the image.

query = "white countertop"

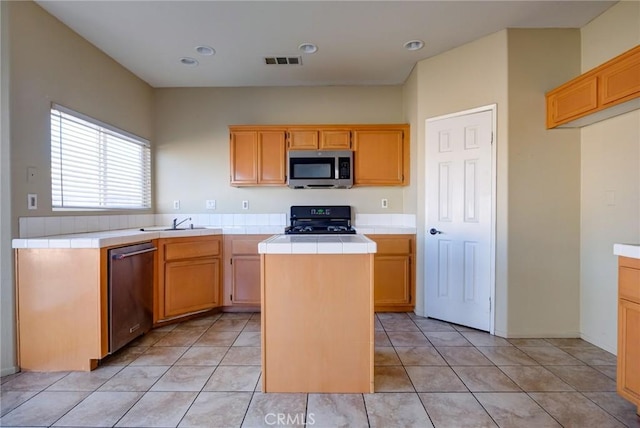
[12,224,414,250]
[12,227,224,249]
[259,234,377,254]
[614,244,640,260]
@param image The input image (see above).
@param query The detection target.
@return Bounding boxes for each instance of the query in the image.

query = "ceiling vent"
[264,56,302,65]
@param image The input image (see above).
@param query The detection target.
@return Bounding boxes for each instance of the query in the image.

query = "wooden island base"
[261,253,374,393]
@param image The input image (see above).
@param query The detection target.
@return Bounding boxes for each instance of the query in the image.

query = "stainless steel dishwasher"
[108,241,156,353]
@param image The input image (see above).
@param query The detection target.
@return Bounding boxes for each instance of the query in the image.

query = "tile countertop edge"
[259,234,377,255]
[11,226,416,250]
[12,228,225,249]
[614,243,640,260]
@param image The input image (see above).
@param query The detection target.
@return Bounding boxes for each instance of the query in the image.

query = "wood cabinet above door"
[546,44,640,128]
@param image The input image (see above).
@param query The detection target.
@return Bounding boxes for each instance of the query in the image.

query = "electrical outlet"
[242,200,249,210]
[173,200,180,210]
[27,194,37,210]
[381,198,388,209]
[206,199,216,210]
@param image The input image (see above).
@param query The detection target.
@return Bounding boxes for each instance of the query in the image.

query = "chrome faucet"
[172,217,191,229]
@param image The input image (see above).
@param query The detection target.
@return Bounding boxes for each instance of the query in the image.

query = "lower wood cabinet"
[617,256,640,413]
[155,235,222,322]
[15,248,108,371]
[367,234,415,312]
[223,235,270,309]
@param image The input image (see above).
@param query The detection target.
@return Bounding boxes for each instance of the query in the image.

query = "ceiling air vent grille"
[264,56,302,65]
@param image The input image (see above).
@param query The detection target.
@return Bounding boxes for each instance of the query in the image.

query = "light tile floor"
[1,312,639,427]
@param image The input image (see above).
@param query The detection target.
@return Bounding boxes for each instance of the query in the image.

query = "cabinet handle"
[112,247,157,260]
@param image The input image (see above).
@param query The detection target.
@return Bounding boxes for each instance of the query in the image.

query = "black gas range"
[285,205,356,235]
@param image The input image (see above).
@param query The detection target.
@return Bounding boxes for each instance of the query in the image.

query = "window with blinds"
[50,105,151,210]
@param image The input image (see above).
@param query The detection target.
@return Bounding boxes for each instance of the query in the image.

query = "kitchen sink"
[139,226,207,232]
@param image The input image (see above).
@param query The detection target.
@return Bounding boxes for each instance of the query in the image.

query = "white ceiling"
[36,1,615,88]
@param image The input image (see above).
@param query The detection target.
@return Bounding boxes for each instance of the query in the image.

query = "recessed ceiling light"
[180,57,199,66]
[298,43,318,54]
[195,45,215,56]
[404,40,425,51]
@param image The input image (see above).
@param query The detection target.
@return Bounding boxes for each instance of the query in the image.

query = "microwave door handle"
[335,160,339,180]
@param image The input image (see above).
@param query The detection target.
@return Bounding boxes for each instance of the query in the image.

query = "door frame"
[424,104,497,334]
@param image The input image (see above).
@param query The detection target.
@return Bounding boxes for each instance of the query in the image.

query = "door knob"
[429,228,443,235]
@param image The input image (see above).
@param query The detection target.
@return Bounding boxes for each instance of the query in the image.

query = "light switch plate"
[206,199,216,210]
[381,198,388,208]
[173,200,180,210]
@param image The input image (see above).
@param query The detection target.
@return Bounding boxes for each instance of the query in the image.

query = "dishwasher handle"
[112,247,157,260]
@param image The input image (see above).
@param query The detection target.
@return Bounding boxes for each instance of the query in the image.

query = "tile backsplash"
[18,213,287,238]
[18,212,416,238]
[355,213,416,228]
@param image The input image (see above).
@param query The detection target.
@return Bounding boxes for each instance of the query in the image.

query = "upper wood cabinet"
[599,47,640,106]
[353,125,409,186]
[287,127,352,150]
[546,45,640,128]
[230,123,409,186]
[229,127,286,186]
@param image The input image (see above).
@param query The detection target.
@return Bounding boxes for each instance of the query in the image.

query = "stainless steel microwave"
[288,150,353,189]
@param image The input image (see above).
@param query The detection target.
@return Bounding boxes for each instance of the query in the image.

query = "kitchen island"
[259,234,376,393]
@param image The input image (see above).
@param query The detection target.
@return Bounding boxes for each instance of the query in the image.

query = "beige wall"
[506,29,581,337]
[3,1,154,374]
[153,86,405,215]
[9,1,154,225]
[412,28,584,337]
[411,31,509,329]
[401,67,420,312]
[580,0,640,353]
[1,1,15,376]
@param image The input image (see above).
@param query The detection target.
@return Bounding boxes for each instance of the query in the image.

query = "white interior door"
[425,107,494,332]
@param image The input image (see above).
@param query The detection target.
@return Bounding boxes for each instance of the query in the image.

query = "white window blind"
[51,105,151,210]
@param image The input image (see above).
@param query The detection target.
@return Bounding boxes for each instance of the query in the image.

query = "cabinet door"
[599,47,640,106]
[165,258,220,317]
[618,299,640,404]
[546,76,599,128]
[353,129,405,185]
[258,131,286,184]
[231,255,261,305]
[374,255,411,306]
[230,131,258,185]
[320,129,351,149]
[288,129,318,149]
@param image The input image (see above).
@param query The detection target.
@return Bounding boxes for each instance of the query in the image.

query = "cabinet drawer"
[371,237,412,254]
[164,239,221,261]
[231,239,261,255]
[620,266,640,303]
